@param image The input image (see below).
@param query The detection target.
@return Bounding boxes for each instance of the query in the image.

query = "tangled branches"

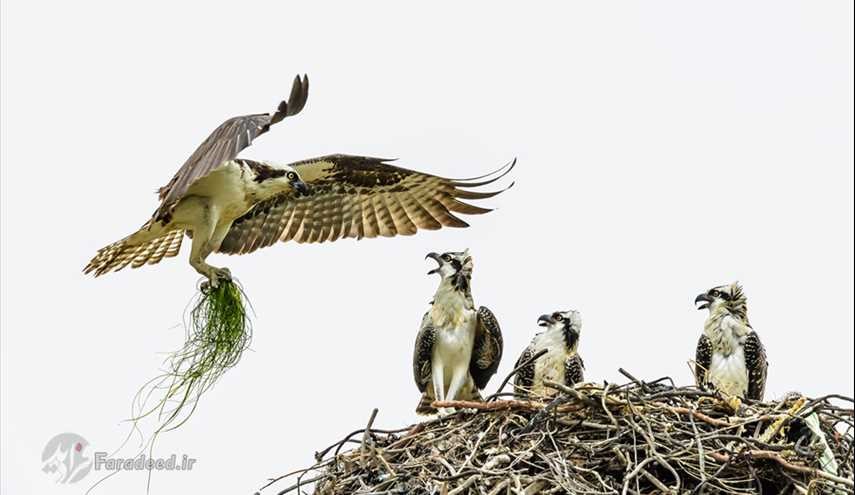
[260,372,853,495]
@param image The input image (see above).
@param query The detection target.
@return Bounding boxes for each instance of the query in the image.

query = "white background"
[2,1,853,494]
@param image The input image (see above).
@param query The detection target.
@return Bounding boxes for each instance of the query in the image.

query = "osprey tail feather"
[84,223,184,276]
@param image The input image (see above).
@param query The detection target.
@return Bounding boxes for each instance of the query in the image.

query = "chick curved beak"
[537,314,552,327]
[695,293,712,310]
[425,252,441,275]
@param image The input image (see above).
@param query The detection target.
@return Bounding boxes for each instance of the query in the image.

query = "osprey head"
[695,282,748,317]
[250,161,309,196]
[538,310,582,348]
[426,249,473,281]
[280,165,309,196]
[538,310,582,334]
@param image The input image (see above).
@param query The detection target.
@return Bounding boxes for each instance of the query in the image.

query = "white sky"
[2,1,853,494]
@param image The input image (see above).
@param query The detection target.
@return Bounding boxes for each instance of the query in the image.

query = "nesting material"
[262,374,853,495]
[133,279,252,434]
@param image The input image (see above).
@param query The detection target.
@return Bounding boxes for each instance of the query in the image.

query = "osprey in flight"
[514,310,585,398]
[84,75,514,286]
[694,282,768,401]
[412,250,503,414]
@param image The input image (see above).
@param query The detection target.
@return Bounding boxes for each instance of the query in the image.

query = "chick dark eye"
[710,290,720,297]
[554,314,564,321]
[441,254,452,262]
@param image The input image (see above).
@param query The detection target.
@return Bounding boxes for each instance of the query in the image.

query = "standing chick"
[412,250,503,414]
[694,282,768,401]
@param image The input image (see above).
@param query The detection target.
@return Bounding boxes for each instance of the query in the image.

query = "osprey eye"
[554,314,564,321]
[287,172,297,180]
[710,290,719,297]
[441,254,452,262]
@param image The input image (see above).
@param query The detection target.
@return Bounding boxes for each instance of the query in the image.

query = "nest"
[260,371,853,495]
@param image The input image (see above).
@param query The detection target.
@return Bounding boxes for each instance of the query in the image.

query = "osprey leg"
[445,367,470,404]
[175,197,231,287]
[432,362,446,412]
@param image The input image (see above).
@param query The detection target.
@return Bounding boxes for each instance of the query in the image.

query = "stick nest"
[263,373,853,495]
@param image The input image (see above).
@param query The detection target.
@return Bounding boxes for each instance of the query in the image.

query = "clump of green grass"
[133,279,253,434]
[83,280,253,493]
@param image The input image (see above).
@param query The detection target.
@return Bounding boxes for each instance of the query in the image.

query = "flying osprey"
[84,75,514,287]
[694,282,768,401]
[514,310,585,398]
[412,250,503,414]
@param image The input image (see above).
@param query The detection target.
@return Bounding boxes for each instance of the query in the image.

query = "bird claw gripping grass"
[132,279,252,434]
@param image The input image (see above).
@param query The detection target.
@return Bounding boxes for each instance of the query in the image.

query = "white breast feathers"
[704,313,750,396]
[708,347,748,397]
[531,330,572,396]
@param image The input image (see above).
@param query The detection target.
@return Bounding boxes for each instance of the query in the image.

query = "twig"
[432,399,544,411]
[360,408,379,462]
[486,349,548,401]
[735,450,853,488]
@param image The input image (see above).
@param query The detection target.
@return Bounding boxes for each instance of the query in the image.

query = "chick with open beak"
[425,250,473,291]
[513,310,585,398]
[413,249,503,415]
[692,282,767,405]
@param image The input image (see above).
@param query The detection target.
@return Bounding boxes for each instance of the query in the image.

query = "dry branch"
[260,377,854,495]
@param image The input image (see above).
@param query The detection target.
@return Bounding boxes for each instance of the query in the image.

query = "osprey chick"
[694,282,768,401]
[514,310,585,398]
[84,75,514,287]
[412,250,503,414]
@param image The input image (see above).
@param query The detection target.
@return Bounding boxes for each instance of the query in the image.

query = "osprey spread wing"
[154,75,310,224]
[217,155,514,253]
[84,75,514,286]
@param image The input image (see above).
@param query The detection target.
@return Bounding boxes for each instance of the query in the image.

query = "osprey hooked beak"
[538,312,580,336]
[537,314,555,327]
[695,293,713,310]
[425,250,472,279]
[425,252,442,275]
[291,179,309,196]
